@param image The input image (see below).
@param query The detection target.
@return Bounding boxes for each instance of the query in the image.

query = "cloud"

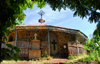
[23,5,72,24]
[41,5,71,23]
[23,4,97,39]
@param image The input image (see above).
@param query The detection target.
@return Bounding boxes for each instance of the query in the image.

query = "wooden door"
[59,44,68,58]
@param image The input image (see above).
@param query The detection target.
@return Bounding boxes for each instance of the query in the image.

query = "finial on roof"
[38,10,45,24]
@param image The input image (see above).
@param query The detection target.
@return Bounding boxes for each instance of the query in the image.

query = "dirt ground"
[73,61,100,64]
[17,58,69,64]
[2,59,100,64]
[1,58,69,64]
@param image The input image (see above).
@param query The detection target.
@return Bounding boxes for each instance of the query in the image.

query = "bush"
[64,61,73,64]
[78,40,100,62]
[68,55,77,59]
[81,39,100,62]
[68,53,87,60]
[39,55,53,61]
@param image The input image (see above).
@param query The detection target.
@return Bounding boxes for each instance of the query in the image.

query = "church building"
[2,10,87,59]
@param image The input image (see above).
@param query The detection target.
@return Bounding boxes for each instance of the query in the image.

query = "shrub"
[78,39,100,62]
[68,55,77,59]
[64,61,73,64]
[39,55,53,61]
[68,53,87,60]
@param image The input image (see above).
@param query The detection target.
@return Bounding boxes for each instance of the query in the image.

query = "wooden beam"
[48,31,50,55]
[15,29,18,46]
[76,34,79,55]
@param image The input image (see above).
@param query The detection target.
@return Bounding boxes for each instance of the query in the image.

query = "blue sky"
[23,4,97,38]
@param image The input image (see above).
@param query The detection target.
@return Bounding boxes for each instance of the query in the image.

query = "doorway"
[44,31,58,57]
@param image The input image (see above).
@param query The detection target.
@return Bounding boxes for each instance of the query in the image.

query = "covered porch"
[2,24,87,59]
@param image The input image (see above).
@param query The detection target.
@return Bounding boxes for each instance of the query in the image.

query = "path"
[1,58,69,64]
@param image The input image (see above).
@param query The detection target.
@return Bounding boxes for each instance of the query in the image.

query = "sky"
[23,4,97,39]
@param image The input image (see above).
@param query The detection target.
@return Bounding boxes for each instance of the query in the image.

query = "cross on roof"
[38,10,45,18]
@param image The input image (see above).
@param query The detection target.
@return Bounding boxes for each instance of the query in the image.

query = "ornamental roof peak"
[38,10,45,24]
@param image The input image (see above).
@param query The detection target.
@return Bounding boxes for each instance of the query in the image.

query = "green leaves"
[0,0,36,41]
[6,44,13,48]
[81,38,100,62]
[1,44,21,61]
[9,50,14,55]
[13,46,21,53]
[6,44,21,53]
[93,22,100,39]
[13,54,18,61]
[98,41,100,45]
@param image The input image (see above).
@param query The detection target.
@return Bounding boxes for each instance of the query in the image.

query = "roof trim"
[16,24,78,31]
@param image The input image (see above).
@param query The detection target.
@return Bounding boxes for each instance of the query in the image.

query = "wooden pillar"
[76,34,79,55]
[15,29,18,46]
[48,31,50,55]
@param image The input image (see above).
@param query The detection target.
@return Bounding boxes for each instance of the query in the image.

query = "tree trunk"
[0,26,2,62]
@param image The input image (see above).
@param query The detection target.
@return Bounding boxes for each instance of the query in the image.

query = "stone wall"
[8,30,47,42]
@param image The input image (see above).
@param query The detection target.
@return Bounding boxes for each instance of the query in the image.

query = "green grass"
[68,53,88,60]
[64,53,88,64]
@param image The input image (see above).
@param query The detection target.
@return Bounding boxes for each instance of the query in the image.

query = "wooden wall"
[2,41,30,58]
[2,41,49,58]
[68,42,87,55]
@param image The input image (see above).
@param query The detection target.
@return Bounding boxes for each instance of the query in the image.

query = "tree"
[92,22,100,46]
[93,22,100,36]
[39,0,100,35]
[0,0,100,62]
[0,0,45,62]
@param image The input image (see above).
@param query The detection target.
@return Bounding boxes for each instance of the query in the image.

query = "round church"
[2,10,87,59]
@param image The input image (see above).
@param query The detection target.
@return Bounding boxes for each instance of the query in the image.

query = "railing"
[2,41,30,58]
[40,41,49,56]
[68,41,87,55]
[2,41,49,57]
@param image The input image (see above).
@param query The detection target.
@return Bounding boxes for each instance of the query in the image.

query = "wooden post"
[76,34,79,55]
[15,29,18,46]
[48,31,50,55]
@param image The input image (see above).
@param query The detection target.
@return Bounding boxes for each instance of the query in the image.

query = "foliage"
[1,44,20,62]
[35,0,100,22]
[80,39,100,62]
[68,53,87,59]
[83,39,100,53]
[37,55,53,61]
[1,0,100,62]
[42,0,100,36]
[44,50,48,57]
[0,0,46,41]
[1,0,100,41]
[68,55,77,59]
[93,22,100,39]
[39,57,47,61]
[78,50,100,62]
[36,0,100,36]
[0,0,45,62]
[39,51,53,61]
[64,61,73,64]
[68,39,100,62]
